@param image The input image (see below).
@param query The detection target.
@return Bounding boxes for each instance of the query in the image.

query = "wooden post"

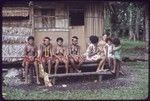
[52,78,56,85]
[98,75,102,82]
[67,5,70,46]
[29,1,35,37]
[115,60,120,78]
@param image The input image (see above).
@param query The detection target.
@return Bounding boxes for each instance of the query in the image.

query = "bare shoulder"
[34,44,38,48]
[50,43,53,47]
[69,44,72,48]
[77,45,81,49]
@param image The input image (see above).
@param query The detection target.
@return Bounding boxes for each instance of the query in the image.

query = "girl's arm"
[68,45,71,55]
[34,45,38,58]
[88,47,97,57]
[78,46,81,55]
[105,45,108,58]
[24,45,28,57]
[50,44,53,57]
[64,47,68,58]
[113,45,121,51]
[53,46,56,56]
[87,45,93,57]
[39,45,43,58]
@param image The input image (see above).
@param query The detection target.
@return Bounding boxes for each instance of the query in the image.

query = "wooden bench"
[3,60,119,85]
[49,71,112,84]
[48,60,113,84]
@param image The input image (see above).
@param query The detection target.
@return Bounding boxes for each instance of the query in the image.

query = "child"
[22,36,40,84]
[96,34,107,72]
[39,37,53,74]
[68,36,83,73]
[83,35,100,61]
[111,37,122,74]
[53,37,68,74]
[106,37,114,70]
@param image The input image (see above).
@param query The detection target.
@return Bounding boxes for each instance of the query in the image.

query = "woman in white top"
[83,35,100,61]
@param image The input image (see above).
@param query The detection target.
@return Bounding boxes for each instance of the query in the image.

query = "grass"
[120,38,146,57]
[121,38,145,50]
[2,61,148,100]
[2,39,148,100]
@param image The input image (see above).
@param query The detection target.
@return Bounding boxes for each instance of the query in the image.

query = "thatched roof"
[2,7,29,17]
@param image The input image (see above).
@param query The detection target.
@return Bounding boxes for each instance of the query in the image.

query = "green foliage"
[104,2,146,39]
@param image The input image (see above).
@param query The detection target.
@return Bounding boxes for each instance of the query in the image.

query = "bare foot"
[96,69,100,72]
[119,71,125,75]
[47,83,52,87]
[97,69,103,72]
[103,69,109,72]
[24,80,29,84]
[99,69,105,72]
[36,80,41,85]
[77,70,81,73]
[111,70,115,73]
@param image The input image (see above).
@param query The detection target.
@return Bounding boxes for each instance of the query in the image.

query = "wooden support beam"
[81,63,98,67]
[49,71,112,78]
[2,69,8,72]
[98,75,102,82]
[29,1,35,36]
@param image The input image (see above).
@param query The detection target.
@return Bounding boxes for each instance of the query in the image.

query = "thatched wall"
[2,7,31,62]
[2,7,29,17]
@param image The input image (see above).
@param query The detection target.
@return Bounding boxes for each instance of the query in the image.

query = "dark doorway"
[69,10,84,26]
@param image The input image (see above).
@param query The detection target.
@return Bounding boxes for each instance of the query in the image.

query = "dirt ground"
[3,63,135,92]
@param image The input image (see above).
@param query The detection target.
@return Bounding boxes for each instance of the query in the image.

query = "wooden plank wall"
[34,2,69,29]
[85,2,104,46]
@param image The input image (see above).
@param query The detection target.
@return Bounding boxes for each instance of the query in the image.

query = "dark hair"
[89,35,99,44]
[27,36,34,41]
[106,37,112,43]
[113,38,121,46]
[102,33,107,36]
[44,37,51,41]
[72,36,78,40]
[57,37,63,42]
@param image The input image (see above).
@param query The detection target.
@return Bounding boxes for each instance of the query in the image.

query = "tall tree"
[144,4,149,50]
[128,3,136,41]
[135,7,140,40]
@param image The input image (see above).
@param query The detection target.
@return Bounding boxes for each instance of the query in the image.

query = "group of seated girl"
[22,34,121,84]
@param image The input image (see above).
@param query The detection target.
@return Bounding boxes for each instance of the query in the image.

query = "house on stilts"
[2,0,104,63]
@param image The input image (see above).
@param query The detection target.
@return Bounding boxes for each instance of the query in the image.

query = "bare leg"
[110,58,113,70]
[77,59,84,70]
[108,58,111,68]
[25,62,29,84]
[63,59,69,74]
[34,61,40,84]
[112,59,116,73]
[116,60,121,77]
[70,59,81,73]
[100,60,106,70]
[97,57,106,72]
[77,56,84,68]
[54,59,59,74]
[42,58,46,72]
[47,60,51,74]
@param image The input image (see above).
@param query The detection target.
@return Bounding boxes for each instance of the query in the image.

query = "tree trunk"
[135,8,140,40]
[129,5,136,41]
[145,4,149,50]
